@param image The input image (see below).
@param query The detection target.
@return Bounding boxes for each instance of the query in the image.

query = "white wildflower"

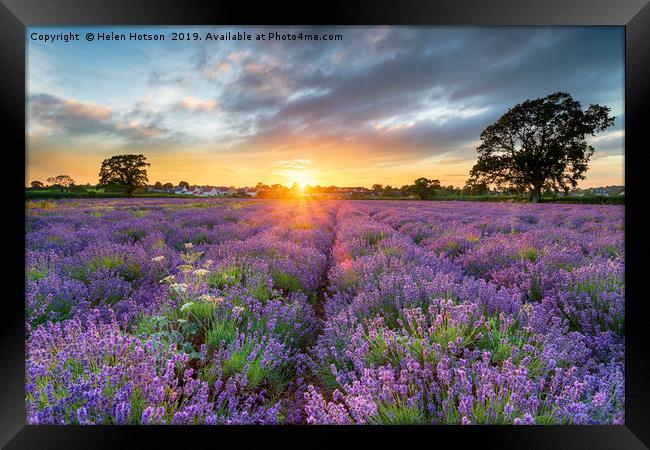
[171,283,188,293]
[151,256,166,262]
[193,269,210,277]
[160,275,175,284]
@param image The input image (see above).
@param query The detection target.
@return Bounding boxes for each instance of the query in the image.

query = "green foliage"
[183,301,217,325]
[518,247,538,262]
[363,230,385,246]
[194,233,209,244]
[599,244,622,259]
[476,316,542,376]
[250,280,271,302]
[442,241,462,256]
[337,268,359,293]
[318,364,340,391]
[571,275,624,336]
[369,401,427,425]
[26,267,48,282]
[128,388,147,424]
[205,319,238,350]
[69,255,142,283]
[98,154,150,197]
[271,270,302,293]
[381,246,402,257]
[30,294,73,328]
[527,276,543,302]
[222,340,288,390]
[121,228,146,242]
[208,265,243,290]
[364,331,403,367]
[469,92,615,202]
[406,177,442,200]
[47,235,64,245]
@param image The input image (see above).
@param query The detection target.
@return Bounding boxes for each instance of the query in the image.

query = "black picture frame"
[2,0,648,448]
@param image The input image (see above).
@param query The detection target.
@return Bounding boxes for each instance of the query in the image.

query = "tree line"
[28,92,615,203]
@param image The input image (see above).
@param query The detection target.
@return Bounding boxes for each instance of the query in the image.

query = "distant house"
[619,191,625,196]
[174,187,190,195]
[199,187,220,197]
[592,189,609,196]
[245,190,258,197]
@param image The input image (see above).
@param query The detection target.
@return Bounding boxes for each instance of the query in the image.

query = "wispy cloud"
[28,93,172,142]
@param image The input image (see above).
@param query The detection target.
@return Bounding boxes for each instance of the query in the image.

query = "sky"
[26,26,625,188]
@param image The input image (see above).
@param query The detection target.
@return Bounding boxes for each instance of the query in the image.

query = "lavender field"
[25,198,624,425]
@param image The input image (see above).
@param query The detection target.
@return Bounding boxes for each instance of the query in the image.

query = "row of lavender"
[26,199,337,424]
[304,201,624,424]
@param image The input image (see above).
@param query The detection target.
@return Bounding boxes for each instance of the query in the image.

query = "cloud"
[28,93,173,143]
[272,159,312,170]
[149,70,185,86]
[29,93,112,134]
[203,27,622,162]
[178,96,218,111]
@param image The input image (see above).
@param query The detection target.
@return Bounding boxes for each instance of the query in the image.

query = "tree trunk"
[531,186,542,203]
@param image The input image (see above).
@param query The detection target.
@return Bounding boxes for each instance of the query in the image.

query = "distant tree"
[255,182,269,192]
[468,92,614,203]
[162,182,174,190]
[462,179,489,196]
[408,177,441,200]
[46,175,75,190]
[372,184,383,193]
[30,180,44,189]
[178,181,190,189]
[154,181,162,189]
[98,154,150,197]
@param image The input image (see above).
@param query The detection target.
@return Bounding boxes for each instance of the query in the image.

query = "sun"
[288,170,316,191]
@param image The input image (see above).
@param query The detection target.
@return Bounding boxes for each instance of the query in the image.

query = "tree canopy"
[46,175,75,189]
[468,92,614,202]
[98,154,150,197]
[407,177,441,200]
[462,178,489,196]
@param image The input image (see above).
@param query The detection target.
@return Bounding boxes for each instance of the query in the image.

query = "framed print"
[2,0,649,448]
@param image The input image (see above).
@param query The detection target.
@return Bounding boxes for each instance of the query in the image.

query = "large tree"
[468,92,614,202]
[98,154,150,197]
